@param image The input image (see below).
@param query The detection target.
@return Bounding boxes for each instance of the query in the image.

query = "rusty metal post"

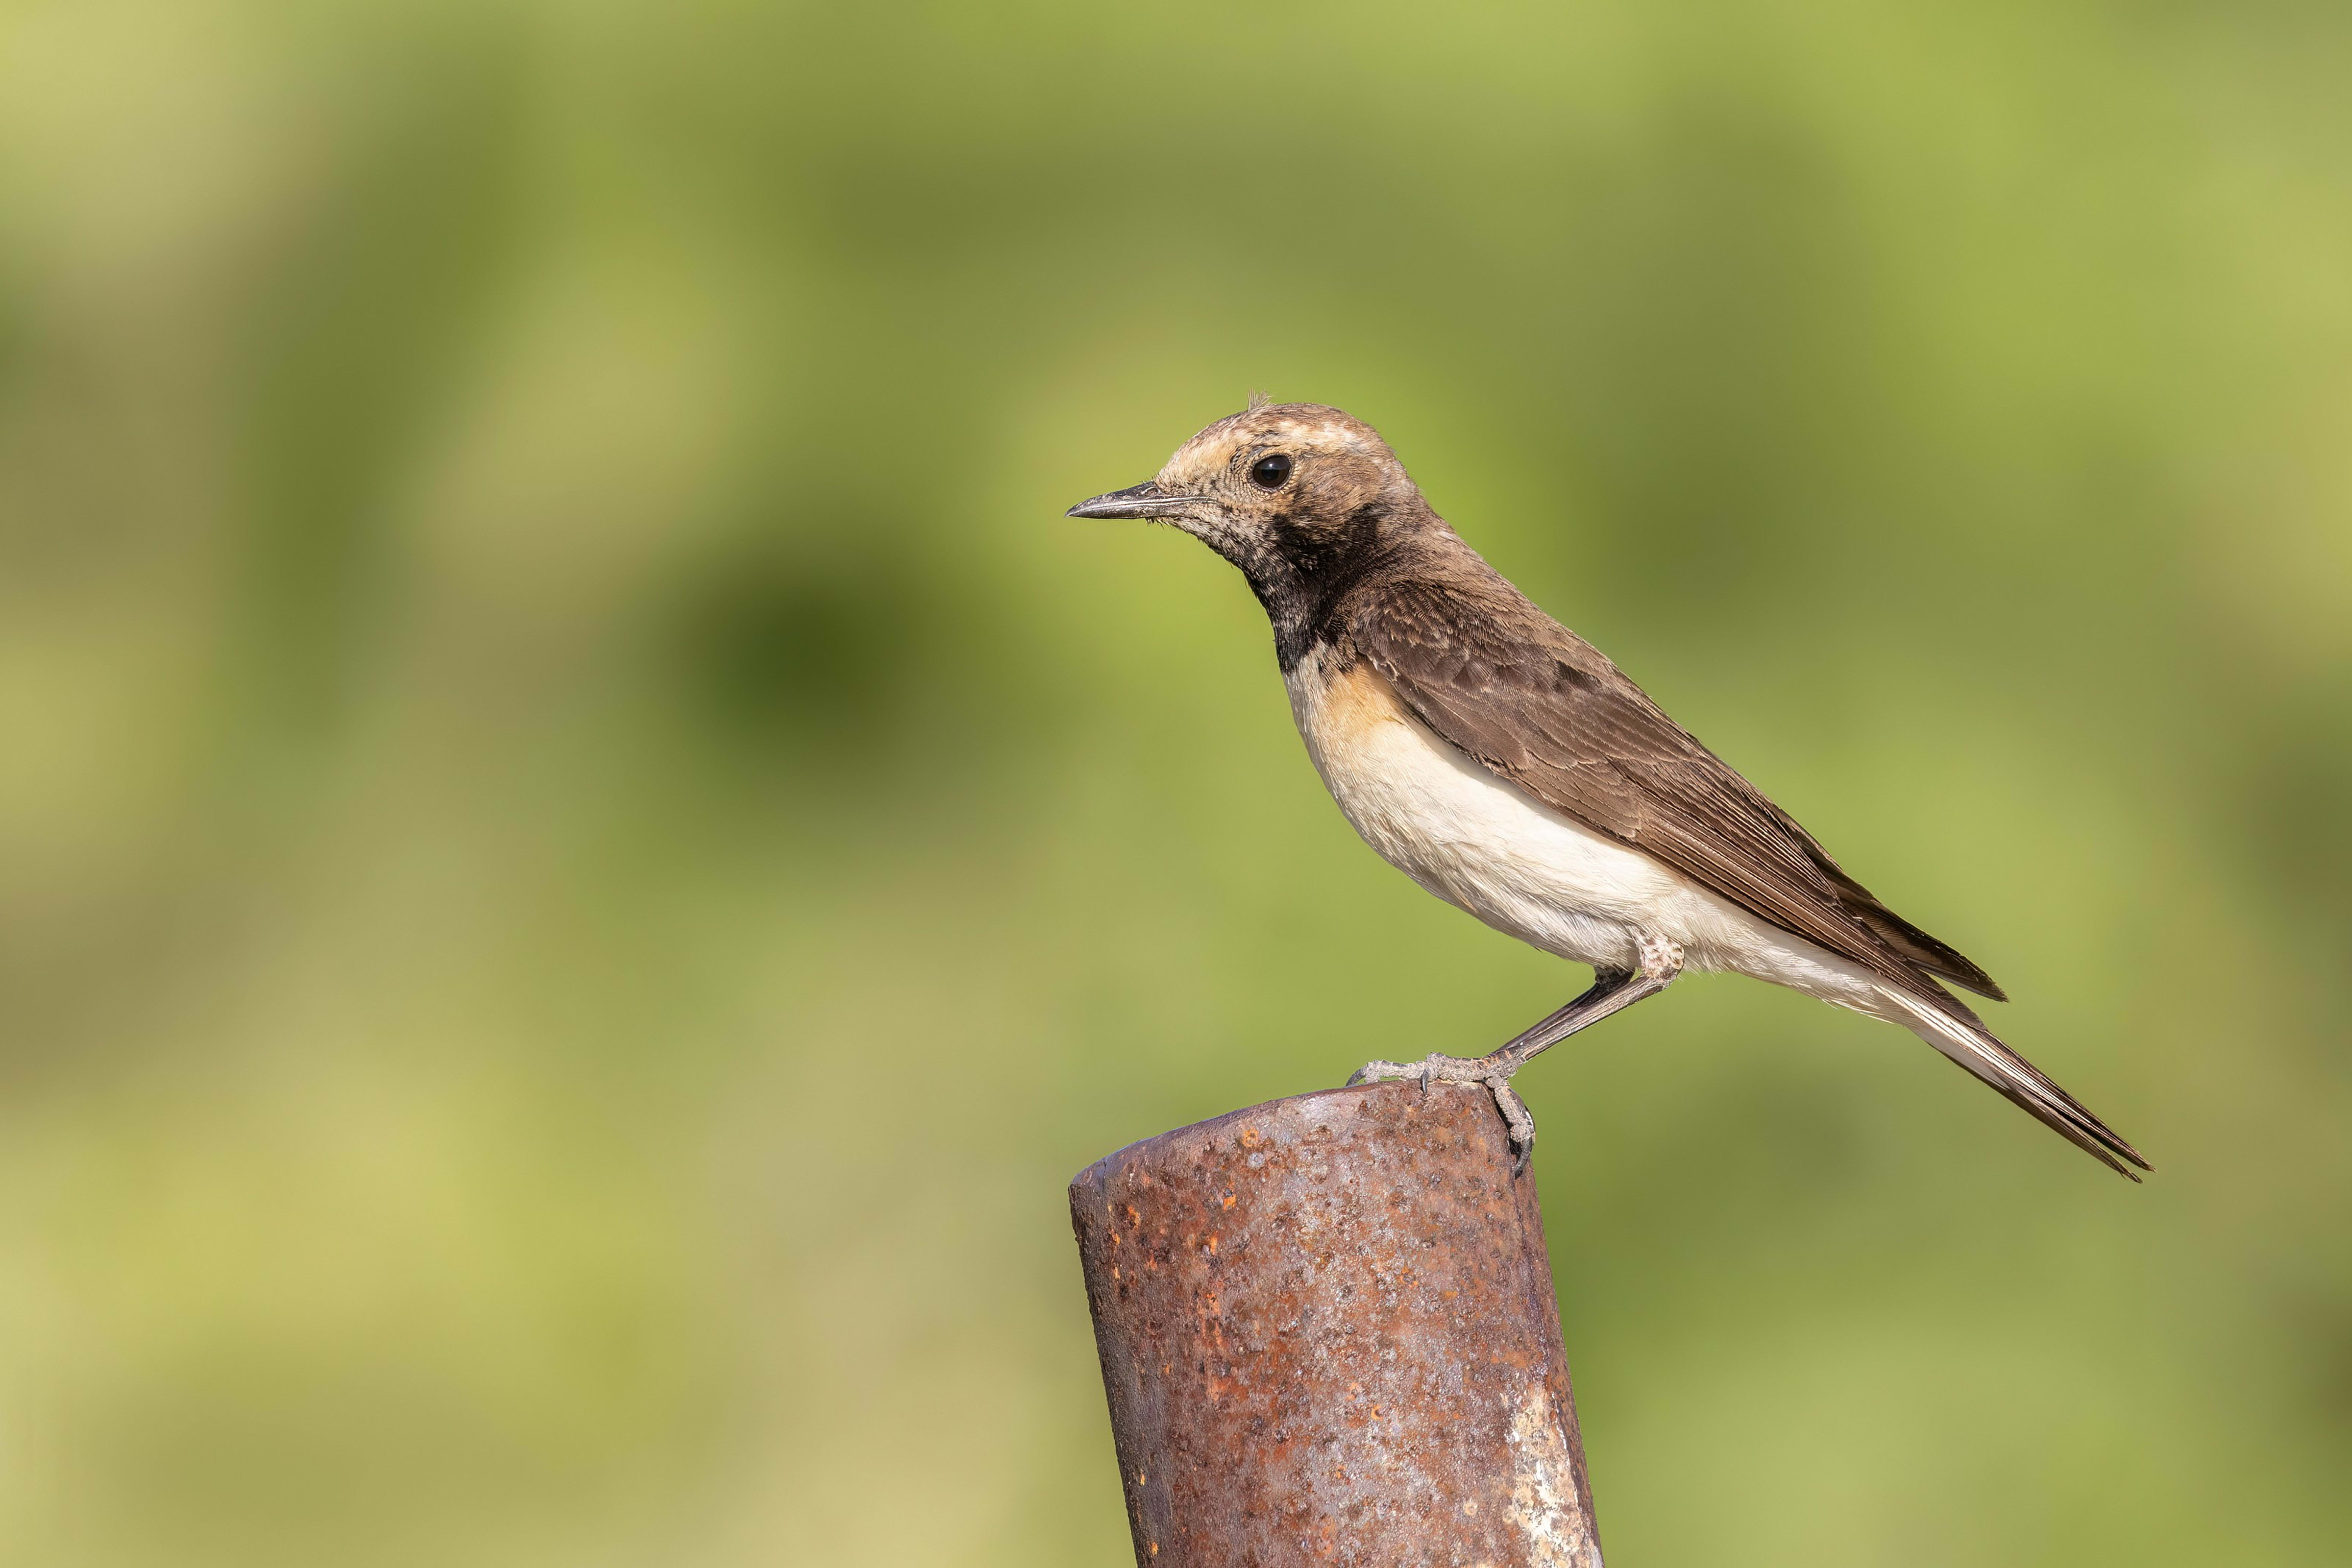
[1069,1079,1602,1568]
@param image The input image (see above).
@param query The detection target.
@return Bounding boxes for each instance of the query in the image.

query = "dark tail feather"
[1888,986,2151,1179]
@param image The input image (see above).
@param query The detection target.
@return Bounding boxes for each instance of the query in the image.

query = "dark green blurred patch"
[669,536,919,761]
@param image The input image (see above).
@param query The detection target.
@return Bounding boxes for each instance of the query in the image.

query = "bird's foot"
[1346,1054,1537,1173]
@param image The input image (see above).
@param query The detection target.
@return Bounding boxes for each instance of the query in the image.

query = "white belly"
[1283,646,1886,1007]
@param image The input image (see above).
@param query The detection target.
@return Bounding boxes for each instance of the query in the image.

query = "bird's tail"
[1877,984,2152,1181]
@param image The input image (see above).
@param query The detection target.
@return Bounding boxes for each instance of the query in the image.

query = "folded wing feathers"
[1358,581,1991,985]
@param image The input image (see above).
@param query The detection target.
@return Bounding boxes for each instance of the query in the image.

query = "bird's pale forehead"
[1159,407,1378,481]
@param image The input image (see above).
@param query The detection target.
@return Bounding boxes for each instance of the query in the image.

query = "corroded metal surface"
[1070,1081,1601,1567]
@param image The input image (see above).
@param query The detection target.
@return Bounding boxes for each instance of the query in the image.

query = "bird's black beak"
[1065,481,1196,520]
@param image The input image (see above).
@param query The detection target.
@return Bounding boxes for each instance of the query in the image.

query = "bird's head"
[1068,401,1433,651]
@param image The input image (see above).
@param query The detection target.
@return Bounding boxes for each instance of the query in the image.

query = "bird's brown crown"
[1154,403,1412,519]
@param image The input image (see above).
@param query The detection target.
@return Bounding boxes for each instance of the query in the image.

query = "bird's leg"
[1349,936,1685,1170]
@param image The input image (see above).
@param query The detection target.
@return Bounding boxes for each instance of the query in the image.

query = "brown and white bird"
[1069,399,2149,1179]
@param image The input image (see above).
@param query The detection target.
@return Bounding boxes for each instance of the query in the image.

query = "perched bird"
[1069,399,2149,1179]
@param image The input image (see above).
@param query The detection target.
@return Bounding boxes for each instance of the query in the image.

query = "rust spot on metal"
[1070,1080,1602,1566]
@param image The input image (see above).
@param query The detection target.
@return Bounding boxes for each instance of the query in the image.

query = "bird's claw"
[1487,1077,1536,1173]
[1347,1053,1537,1173]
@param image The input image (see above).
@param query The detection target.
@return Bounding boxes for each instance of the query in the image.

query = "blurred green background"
[1,0,2347,1563]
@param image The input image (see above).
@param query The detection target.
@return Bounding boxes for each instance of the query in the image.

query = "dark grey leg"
[1350,936,1685,1169]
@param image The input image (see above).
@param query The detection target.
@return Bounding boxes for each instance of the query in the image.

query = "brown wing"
[1349,577,2003,1002]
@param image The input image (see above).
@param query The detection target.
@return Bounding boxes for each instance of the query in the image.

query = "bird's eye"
[1250,453,1293,489]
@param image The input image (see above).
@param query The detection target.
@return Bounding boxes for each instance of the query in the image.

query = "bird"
[1067,398,2150,1180]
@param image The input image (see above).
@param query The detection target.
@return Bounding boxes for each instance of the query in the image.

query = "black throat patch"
[1248,504,1390,673]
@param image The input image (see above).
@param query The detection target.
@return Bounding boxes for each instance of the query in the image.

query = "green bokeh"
[1,1,2346,1563]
